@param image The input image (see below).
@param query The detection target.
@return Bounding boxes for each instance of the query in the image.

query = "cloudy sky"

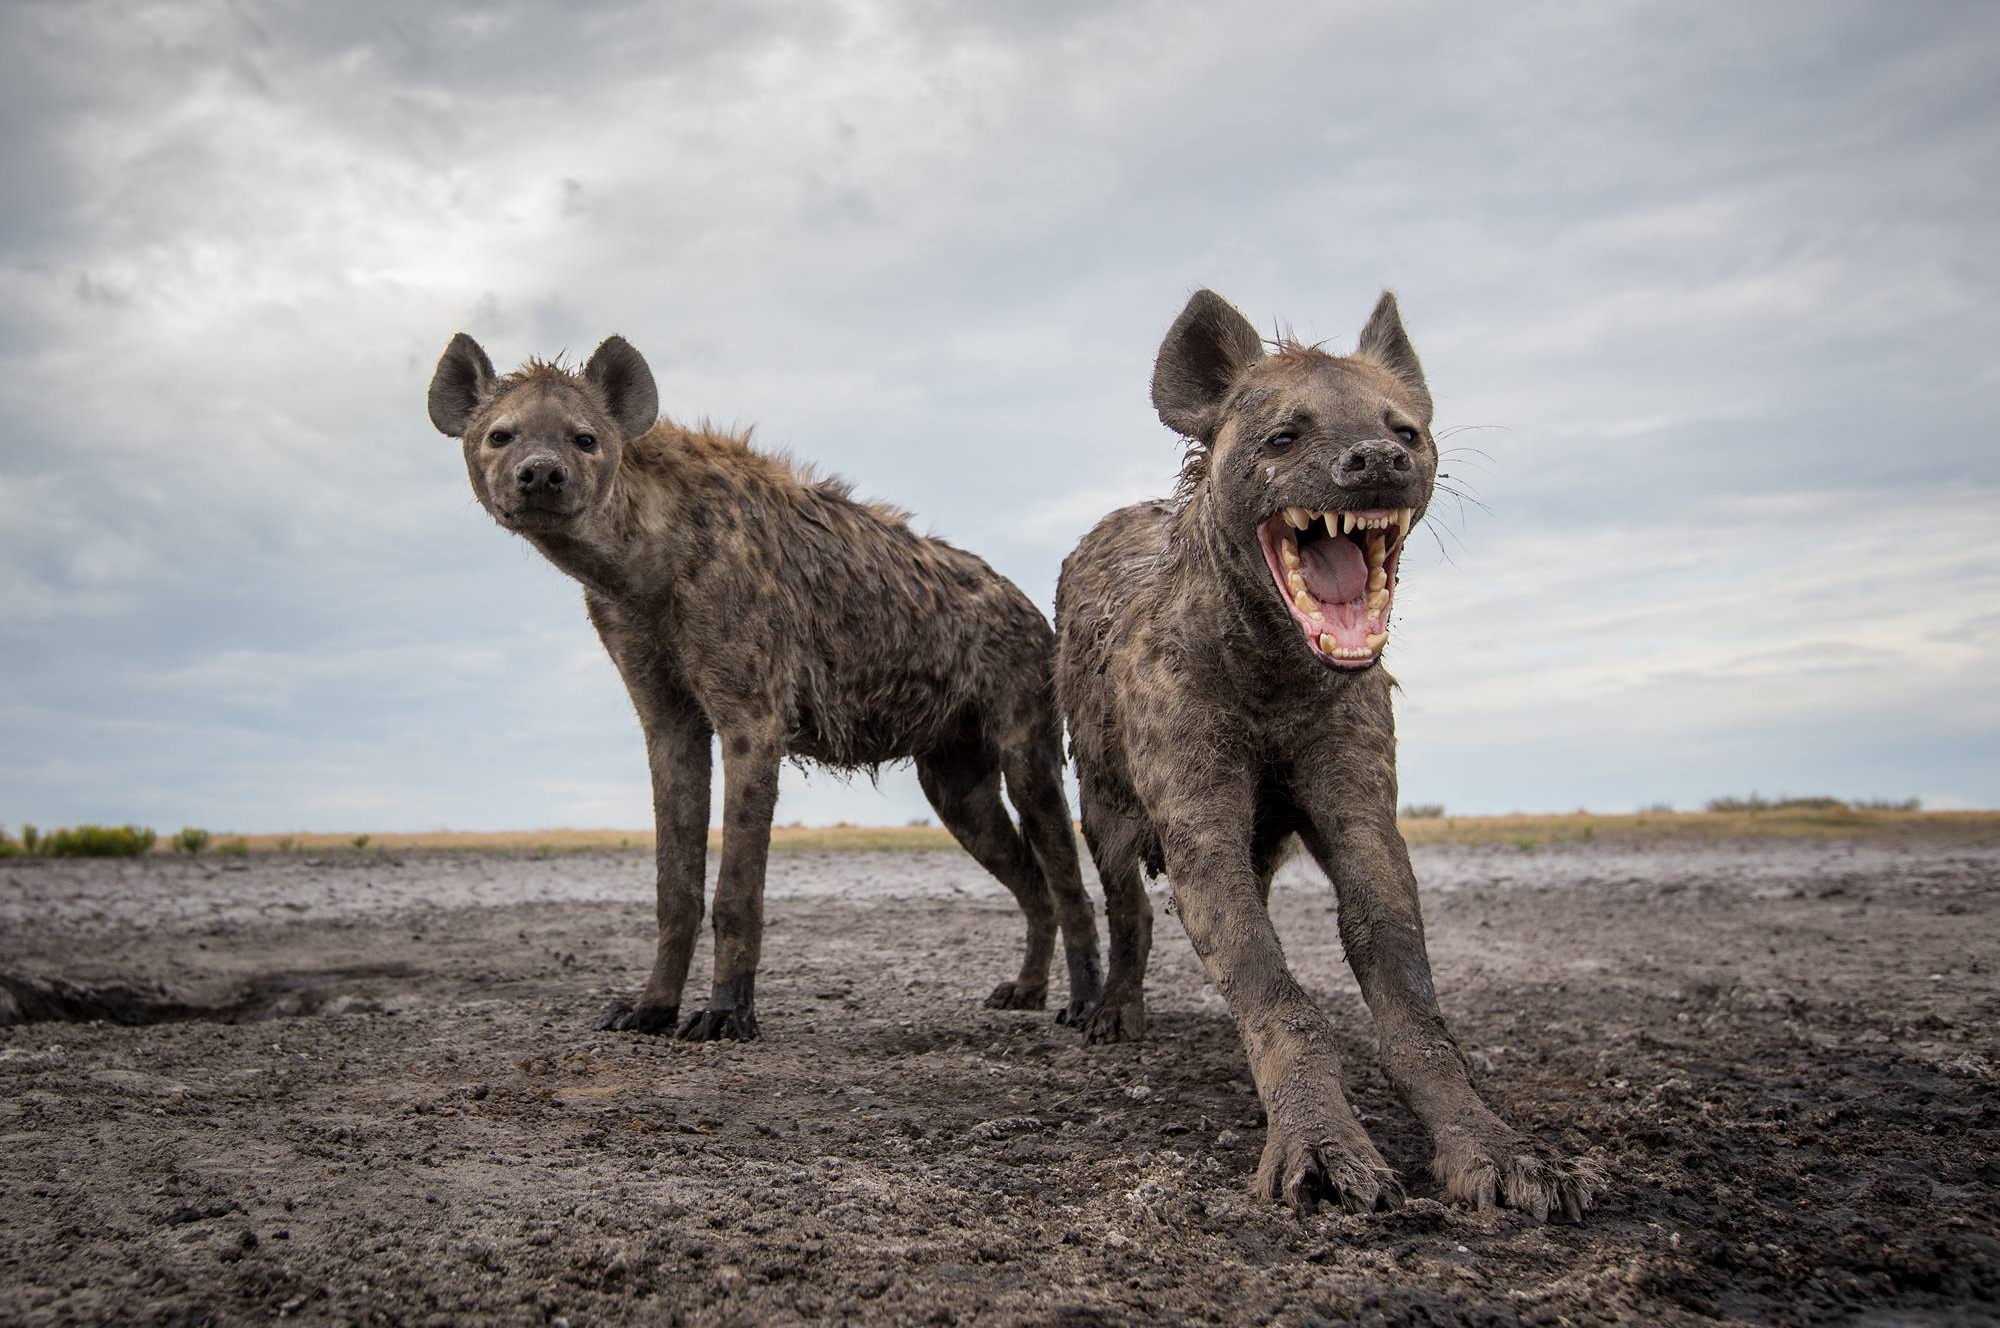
[3,0,1995,834]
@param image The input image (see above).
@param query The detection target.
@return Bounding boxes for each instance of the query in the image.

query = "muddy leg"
[595,703,712,1034]
[917,748,1057,1009]
[1163,822,1400,1215]
[1077,798,1150,1044]
[1003,744,1102,1022]
[1303,817,1606,1221]
[677,725,781,1042]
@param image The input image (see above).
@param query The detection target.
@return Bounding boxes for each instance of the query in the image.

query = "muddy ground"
[1,837,1995,1326]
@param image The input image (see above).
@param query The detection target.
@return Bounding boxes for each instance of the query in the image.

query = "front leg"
[1161,822,1400,1214]
[1295,691,1605,1219]
[678,721,783,1041]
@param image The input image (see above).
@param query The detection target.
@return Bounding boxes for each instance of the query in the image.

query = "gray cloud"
[2,0,1995,831]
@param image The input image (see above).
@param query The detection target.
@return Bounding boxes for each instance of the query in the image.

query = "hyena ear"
[1354,291,1432,423]
[427,333,495,437]
[583,335,659,439]
[1150,289,1266,441]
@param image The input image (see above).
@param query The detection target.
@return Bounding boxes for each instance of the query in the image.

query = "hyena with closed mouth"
[1055,290,1605,1219]
[427,333,1102,1039]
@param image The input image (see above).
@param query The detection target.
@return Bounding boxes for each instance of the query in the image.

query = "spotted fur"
[428,334,1102,1039]
[1055,291,1604,1219]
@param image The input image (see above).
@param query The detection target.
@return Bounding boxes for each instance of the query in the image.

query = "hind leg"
[1002,738,1104,1023]
[1078,792,1150,1043]
[917,745,1057,1010]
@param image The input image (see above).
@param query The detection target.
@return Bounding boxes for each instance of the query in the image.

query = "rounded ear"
[427,333,496,436]
[1150,290,1265,441]
[584,335,659,439]
[1354,291,1432,423]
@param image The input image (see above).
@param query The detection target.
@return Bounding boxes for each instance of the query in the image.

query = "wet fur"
[1055,291,1605,1219]
[428,339,1102,1040]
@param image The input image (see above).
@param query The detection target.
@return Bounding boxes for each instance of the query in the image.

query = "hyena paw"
[1257,1112,1404,1216]
[593,1001,679,1034]
[1431,1129,1607,1223]
[983,981,1048,1011]
[1073,987,1146,1044]
[675,1006,760,1042]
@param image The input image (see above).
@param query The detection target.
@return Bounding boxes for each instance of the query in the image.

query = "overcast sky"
[3,0,1995,834]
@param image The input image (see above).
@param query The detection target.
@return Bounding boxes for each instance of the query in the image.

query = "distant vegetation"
[41,825,159,857]
[173,827,213,855]
[1705,794,1921,814]
[1400,803,1447,819]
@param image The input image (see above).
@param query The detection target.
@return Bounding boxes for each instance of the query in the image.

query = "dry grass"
[197,808,2000,856]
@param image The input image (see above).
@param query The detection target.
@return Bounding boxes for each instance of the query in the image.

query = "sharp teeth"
[1293,588,1319,616]
[1318,633,1338,655]
[1337,512,1353,535]
[1284,506,1312,530]
[1366,631,1387,653]
[1394,508,1412,540]
[1280,538,1301,570]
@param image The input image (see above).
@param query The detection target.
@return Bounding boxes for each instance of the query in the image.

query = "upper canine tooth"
[1394,508,1412,538]
[1284,506,1312,530]
[1340,512,1355,535]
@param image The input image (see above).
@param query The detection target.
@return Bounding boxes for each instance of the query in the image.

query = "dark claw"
[593,1002,680,1034]
[983,981,1048,1011]
[675,1006,760,1042]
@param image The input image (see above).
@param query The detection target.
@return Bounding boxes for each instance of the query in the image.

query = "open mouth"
[1255,506,1413,669]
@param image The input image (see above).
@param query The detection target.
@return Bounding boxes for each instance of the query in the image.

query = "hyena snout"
[514,455,569,495]
[1336,437,1413,486]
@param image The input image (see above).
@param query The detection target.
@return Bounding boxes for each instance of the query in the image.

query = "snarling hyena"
[1055,290,1604,1219]
[427,334,1102,1039]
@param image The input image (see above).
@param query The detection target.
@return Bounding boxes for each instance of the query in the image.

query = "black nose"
[1336,437,1412,485]
[515,456,568,494]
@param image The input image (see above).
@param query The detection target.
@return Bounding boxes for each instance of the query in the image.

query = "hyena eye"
[487,429,515,447]
[1264,431,1298,452]
[1392,426,1419,444]
[573,433,599,452]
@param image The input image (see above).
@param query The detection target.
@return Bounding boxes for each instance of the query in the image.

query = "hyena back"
[1055,291,1604,1219]
[428,334,1101,1039]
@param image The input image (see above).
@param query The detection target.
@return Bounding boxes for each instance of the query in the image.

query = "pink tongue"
[1301,537,1365,605]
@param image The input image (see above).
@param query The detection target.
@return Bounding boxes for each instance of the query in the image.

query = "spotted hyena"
[1055,290,1604,1219]
[427,334,1101,1039]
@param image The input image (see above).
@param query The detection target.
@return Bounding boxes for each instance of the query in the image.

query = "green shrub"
[45,825,157,857]
[1400,803,1446,819]
[0,828,18,858]
[275,835,298,853]
[20,824,40,854]
[217,837,250,857]
[174,827,212,855]
[351,834,371,851]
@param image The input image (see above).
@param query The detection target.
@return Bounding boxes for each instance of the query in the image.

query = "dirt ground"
[2,837,1995,1326]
